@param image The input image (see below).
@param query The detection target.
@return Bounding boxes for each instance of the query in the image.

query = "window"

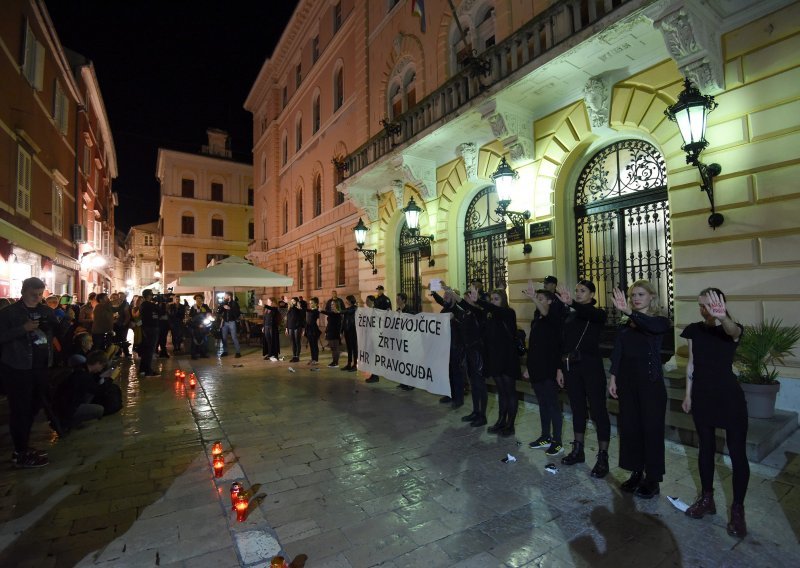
[296,116,303,151]
[141,261,155,282]
[102,231,111,257]
[211,216,224,237]
[52,183,63,235]
[333,164,345,206]
[181,253,195,271]
[312,35,320,63]
[283,201,288,234]
[296,190,303,226]
[181,178,195,198]
[181,215,195,235]
[312,93,320,134]
[333,2,342,33]
[315,253,323,289]
[53,81,69,135]
[335,246,345,286]
[16,147,32,216]
[22,22,44,90]
[93,220,102,250]
[261,154,267,183]
[83,146,91,178]
[298,258,304,290]
[248,221,254,240]
[282,85,288,109]
[333,66,344,111]
[211,182,223,202]
[388,62,417,119]
[313,174,322,217]
[464,186,507,290]
[295,63,302,88]
[281,132,288,165]
[247,187,254,206]
[143,234,154,246]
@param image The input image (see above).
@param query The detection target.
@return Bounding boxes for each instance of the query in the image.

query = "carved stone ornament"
[478,100,534,165]
[391,179,405,209]
[458,143,478,181]
[390,154,436,201]
[584,77,610,129]
[341,181,378,222]
[647,1,724,93]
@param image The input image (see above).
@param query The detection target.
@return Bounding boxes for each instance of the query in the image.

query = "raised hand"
[611,288,630,314]
[555,285,572,306]
[705,290,727,320]
[523,279,536,299]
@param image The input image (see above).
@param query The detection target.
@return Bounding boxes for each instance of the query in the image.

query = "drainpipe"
[73,101,87,296]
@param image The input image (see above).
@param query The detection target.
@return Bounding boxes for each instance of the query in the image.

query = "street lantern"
[490,156,531,254]
[352,218,377,274]
[403,197,422,232]
[665,78,724,228]
[402,197,435,266]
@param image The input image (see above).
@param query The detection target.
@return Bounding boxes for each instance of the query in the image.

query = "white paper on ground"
[667,496,689,512]
[505,453,517,463]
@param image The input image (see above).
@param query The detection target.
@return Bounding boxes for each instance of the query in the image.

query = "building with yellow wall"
[157,129,253,290]
[250,0,800,410]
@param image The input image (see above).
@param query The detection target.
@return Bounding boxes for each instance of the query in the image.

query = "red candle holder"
[211,441,223,456]
[213,454,225,478]
[230,482,243,510]
[270,556,289,568]
[179,370,186,379]
[188,374,197,389]
[235,494,248,522]
[174,369,182,379]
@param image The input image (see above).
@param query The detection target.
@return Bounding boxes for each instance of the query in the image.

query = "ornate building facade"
[249,0,800,409]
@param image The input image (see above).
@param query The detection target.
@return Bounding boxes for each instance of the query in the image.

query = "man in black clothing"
[374,285,392,310]
[217,292,242,358]
[167,295,187,353]
[138,289,160,377]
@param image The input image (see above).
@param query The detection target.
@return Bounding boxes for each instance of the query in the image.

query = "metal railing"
[344,0,632,177]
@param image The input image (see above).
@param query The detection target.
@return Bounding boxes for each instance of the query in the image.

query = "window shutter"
[102,230,111,257]
[33,41,44,91]
[16,148,32,216]
[93,220,102,249]
[52,184,63,235]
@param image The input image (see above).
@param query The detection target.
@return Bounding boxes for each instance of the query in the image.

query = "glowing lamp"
[213,454,225,478]
[211,441,223,456]
[235,494,248,522]
[270,557,289,568]
[230,482,243,510]
[174,369,182,379]
[188,374,197,389]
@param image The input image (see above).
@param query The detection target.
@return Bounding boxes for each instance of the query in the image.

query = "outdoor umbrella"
[177,256,293,288]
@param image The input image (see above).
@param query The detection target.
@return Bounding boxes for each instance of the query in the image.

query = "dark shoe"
[528,436,551,450]
[591,450,609,479]
[341,365,351,371]
[290,357,300,363]
[620,471,643,493]
[487,421,505,434]
[561,441,585,465]
[221,352,229,357]
[398,384,415,391]
[686,491,716,518]
[634,479,660,499]
[439,396,452,404]
[545,442,563,456]
[499,426,515,438]
[365,375,379,383]
[11,448,48,463]
[13,449,49,468]
[450,400,464,410]
[327,362,338,368]
[461,411,478,423]
[348,367,357,372]
[727,503,746,538]
[235,353,241,358]
[470,415,487,427]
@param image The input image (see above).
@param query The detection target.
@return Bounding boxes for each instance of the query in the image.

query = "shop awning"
[0,219,57,259]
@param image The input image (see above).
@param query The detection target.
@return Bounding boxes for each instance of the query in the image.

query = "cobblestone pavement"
[1,345,799,567]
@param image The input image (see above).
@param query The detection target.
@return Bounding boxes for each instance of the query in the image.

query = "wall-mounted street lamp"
[665,78,723,229]
[491,157,532,254]
[353,217,377,275]
[380,117,402,138]
[403,197,435,267]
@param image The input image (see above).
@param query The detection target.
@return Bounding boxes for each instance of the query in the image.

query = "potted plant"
[734,319,800,419]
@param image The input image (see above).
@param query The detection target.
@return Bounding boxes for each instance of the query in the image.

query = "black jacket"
[609,311,671,381]
[374,294,392,311]
[560,300,607,366]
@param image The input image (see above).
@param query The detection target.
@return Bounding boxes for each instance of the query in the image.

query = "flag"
[412,0,426,33]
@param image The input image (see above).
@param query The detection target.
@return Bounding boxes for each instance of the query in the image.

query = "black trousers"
[532,378,562,442]
[140,327,159,374]
[449,346,465,405]
[344,328,357,365]
[264,326,279,358]
[466,347,487,416]
[564,357,610,441]
[171,322,185,351]
[113,324,130,355]
[288,328,302,357]
[617,373,667,480]
[307,332,320,361]
[494,374,518,427]
[157,322,169,354]
[696,422,750,505]
[2,367,50,452]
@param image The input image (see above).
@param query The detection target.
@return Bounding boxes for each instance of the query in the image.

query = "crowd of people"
[0,276,751,538]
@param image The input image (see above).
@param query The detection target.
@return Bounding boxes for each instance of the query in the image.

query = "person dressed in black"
[342,295,359,371]
[188,294,212,359]
[465,286,521,437]
[522,282,564,457]
[167,295,186,354]
[54,350,107,433]
[373,285,392,310]
[285,297,304,363]
[156,297,171,358]
[681,288,749,539]
[262,297,281,361]
[320,300,343,368]
[305,297,321,365]
[432,286,466,410]
[459,280,488,426]
[556,280,610,477]
[608,280,671,498]
[138,289,161,377]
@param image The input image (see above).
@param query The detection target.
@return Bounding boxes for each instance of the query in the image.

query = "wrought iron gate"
[399,223,423,313]
[464,186,508,291]
[575,139,674,329]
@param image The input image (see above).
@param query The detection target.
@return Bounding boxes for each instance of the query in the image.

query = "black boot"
[634,477,660,499]
[727,503,747,538]
[591,450,609,478]
[470,414,487,427]
[461,411,478,423]
[561,441,585,465]
[620,471,642,493]
[487,416,506,434]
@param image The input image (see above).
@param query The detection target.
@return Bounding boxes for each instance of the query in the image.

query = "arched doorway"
[464,185,508,290]
[398,222,424,313]
[574,139,674,354]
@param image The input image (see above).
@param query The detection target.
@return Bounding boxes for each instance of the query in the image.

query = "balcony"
[344,0,639,176]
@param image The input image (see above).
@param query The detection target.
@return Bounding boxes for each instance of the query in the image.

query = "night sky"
[45,1,300,233]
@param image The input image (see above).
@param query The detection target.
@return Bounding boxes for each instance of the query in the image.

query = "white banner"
[355,307,451,395]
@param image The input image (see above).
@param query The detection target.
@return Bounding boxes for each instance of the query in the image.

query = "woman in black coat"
[262,298,281,361]
[305,297,321,365]
[465,286,521,437]
[320,302,343,368]
[608,280,671,498]
[341,295,358,372]
[556,280,609,477]
[285,297,304,363]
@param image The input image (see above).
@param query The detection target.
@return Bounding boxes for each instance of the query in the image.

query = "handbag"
[502,321,527,356]
[561,321,590,371]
